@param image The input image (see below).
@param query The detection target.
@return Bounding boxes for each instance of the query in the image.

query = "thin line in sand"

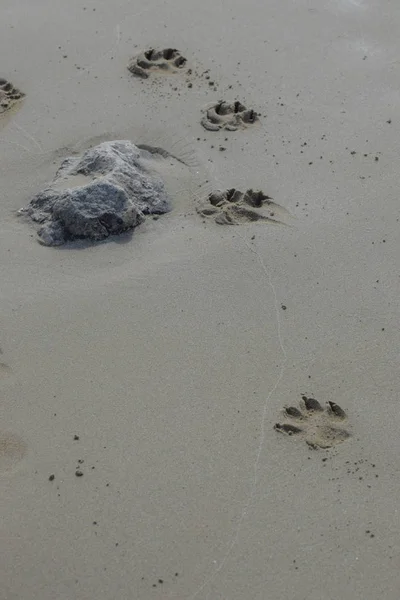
[189,231,288,600]
[1,5,289,594]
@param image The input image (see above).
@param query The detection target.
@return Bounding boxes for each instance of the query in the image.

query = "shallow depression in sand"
[0,431,27,473]
[0,362,13,378]
[137,146,206,215]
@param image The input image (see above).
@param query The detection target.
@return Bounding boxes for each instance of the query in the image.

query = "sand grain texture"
[1,0,400,599]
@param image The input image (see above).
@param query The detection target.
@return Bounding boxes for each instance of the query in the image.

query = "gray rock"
[19,141,171,246]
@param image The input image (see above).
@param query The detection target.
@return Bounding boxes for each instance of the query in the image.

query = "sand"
[1,0,400,598]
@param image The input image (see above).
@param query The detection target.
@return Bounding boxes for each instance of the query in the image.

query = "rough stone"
[19,141,171,246]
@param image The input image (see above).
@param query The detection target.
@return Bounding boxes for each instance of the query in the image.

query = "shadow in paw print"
[0,78,25,130]
[0,78,24,115]
[274,396,351,449]
[198,188,291,225]
[201,100,257,131]
[128,48,187,78]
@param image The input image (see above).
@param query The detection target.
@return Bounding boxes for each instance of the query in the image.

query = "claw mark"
[284,406,303,418]
[301,395,323,412]
[274,422,303,435]
[328,400,347,419]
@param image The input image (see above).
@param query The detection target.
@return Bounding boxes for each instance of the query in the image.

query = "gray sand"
[1,0,400,599]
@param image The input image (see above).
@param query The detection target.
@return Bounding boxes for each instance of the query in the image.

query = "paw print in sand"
[128,48,187,78]
[0,78,25,115]
[201,100,258,132]
[198,188,291,225]
[274,396,351,449]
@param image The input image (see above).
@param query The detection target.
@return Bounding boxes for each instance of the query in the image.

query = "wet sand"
[1,0,400,598]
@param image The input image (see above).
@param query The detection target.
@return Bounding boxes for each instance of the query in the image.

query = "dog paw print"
[0,78,25,115]
[128,48,187,78]
[274,396,351,449]
[198,188,291,226]
[200,100,258,131]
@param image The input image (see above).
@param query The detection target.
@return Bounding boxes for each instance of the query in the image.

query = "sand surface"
[1,0,400,598]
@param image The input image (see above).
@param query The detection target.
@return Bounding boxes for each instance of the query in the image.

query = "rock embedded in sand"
[19,141,171,246]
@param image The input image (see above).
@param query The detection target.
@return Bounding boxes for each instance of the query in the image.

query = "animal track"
[0,78,24,115]
[198,188,289,225]
[128,48,187,78]
[0,431,27,473]
[274,396,351,449]
[201,100,258,131]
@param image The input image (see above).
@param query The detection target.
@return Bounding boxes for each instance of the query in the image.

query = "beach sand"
[1,0,400,598]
